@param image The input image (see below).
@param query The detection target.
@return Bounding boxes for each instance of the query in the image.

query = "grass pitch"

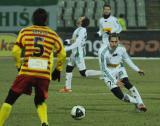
[0,58,160,126]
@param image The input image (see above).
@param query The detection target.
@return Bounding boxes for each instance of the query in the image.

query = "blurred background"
[0,0,160,57]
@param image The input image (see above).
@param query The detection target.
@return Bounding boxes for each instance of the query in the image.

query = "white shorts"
[67,53,86,71]
[104,66,128,90]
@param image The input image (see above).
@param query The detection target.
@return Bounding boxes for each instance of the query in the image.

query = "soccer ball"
[71,105,85,120]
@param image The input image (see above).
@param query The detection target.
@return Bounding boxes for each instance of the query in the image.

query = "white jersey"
[65,27,87,57]
[100,44,140,87]
[98,15,122,45]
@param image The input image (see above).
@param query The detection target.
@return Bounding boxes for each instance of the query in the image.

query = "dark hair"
[103,4,111,9]
[119,14,124,18]
[32,8,48,26]
[81,17,90,27]
[109,33,120,41]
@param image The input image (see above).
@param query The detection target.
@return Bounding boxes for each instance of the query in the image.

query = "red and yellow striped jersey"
[12,25,66,80]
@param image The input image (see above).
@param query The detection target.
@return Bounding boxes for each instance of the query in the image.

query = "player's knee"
[79,70,86,77]
[5,89,20,105]
[111,87,124,100]
[121,78,133,90]
[66,65,74,73]
[34,95,45,107]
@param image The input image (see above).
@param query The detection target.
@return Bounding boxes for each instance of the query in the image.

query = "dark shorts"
[11,75,50,99]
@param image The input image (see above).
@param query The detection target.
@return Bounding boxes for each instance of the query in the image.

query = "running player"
[99,33,147,112]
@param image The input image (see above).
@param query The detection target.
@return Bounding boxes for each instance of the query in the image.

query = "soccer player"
[95,4,122,79]
[59,16,101,93]
[99,33,147,112]
[96,4,122,46]
[0,8,66,126]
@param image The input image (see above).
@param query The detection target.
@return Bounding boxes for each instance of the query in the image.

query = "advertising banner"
[59,31,160,57]
[0,33,17,56]
[1,31,159,57]
[0,5,57,32]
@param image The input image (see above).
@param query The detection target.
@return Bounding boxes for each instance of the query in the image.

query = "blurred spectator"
[118,14,127,31]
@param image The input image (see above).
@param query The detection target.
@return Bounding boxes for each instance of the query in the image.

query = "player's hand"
[138,70,145,76]
[94,32,100,38]
[17,68,21,72]
[63,39,71,46]
[52,69,61,82]
[94,31,102,38]
[116,80,124,87]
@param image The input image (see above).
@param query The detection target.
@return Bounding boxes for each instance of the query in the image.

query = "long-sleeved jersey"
[65,27,87,57]
[100,44,140,85]
[98,16,122,45]
[12,25,66,80]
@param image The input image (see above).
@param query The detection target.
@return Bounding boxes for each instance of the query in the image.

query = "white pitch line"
[56,92,159,96]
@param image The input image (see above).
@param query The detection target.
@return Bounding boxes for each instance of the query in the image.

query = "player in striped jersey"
[100,33,147,112]
[0,8,66,126]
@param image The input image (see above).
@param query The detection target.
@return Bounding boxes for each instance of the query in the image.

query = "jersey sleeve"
[15,29,25,48]
[54,36,66,71]
[112,17,122,33]
[97,18,103,36]
[12,29,25,68]
[122,47,140,72]
[100,47,117,85]
[12,45,22,68]
[65,28,85,51]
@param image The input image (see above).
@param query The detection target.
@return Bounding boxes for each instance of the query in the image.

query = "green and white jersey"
[65,27,87,57]
[98,15,122,45]
[100,44,140,85]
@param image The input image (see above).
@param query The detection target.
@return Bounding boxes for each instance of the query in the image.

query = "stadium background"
[0,0,160,126]
[0,0,160,57]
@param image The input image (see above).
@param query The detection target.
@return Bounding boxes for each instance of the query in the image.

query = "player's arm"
[112,17,122,33]
[100,47,117,85]
[95,19,103,37]
[122,47,144,75]
[54,36,66,71]
[12,29,24,70]
[52,36,66,81]
[12,45,22,69]
[65,29,85,51]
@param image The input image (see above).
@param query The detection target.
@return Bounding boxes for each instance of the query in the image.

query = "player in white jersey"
[96,4,122,45]
[100,33,147,112]
[96,4,122,79]
[59,16,101,93]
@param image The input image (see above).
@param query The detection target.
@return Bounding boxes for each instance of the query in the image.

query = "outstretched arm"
[65,29,85,51]
[122,47,144,75]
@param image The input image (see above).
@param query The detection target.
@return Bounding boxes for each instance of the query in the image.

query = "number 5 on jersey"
[33,37,44,57]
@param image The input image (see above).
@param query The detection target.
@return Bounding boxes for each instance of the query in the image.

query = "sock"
[37,102,48,125]
[65,72,72,89]
[129,86,144,104]
[85,70,102,77]
[123,94,138,104]
[0,103,12,126]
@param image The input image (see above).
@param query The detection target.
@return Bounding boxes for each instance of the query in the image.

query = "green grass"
[0,58,160,126]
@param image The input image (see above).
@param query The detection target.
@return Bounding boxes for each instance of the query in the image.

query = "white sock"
[129,86,144,104]
[123,94,138,104]
[85,70,102,77]
[65,72,72,89]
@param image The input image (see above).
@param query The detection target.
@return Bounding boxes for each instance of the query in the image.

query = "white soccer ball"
[71,105,85,120]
